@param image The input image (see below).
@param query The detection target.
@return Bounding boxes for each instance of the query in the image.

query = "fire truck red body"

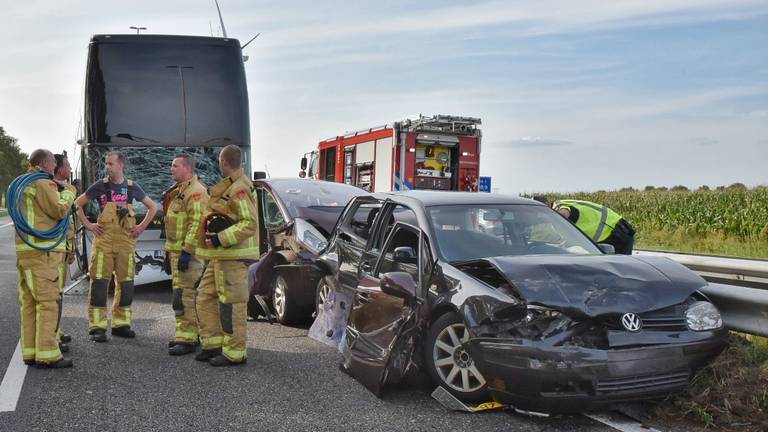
[301,114,482,192]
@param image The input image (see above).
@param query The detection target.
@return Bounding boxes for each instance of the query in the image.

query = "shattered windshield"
[428,204,602,262]
[81,146,224,215]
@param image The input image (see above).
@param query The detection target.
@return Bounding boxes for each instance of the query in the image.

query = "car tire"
[271,274,303,325]
[424,312,488,403]
[315,275,336,313]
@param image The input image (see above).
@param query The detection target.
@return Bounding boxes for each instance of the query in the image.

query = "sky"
[1,0,766,195]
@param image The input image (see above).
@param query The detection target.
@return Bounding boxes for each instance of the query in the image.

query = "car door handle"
[361,262,371,272]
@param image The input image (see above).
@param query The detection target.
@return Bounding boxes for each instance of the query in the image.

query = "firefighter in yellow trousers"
[75,151,157,342]
[195,145,259,366]
[164,154,209,356]
[14,149,76,368]
[53,153,76,350]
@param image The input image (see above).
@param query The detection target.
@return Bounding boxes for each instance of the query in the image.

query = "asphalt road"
[0,218,621,432]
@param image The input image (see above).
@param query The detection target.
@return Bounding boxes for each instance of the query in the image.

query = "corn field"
[540,186,768,242]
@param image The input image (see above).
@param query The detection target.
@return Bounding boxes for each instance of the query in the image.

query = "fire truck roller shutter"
[374,137,393,192]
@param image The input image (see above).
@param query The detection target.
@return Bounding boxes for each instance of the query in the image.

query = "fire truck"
[299,114,482,192]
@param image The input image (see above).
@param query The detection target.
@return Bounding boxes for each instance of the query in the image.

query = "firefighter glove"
[178,251,191,271]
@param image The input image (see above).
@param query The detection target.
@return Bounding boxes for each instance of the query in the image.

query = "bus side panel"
[458,136,480,191]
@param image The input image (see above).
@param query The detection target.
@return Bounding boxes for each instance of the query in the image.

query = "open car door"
[340,221,430,396]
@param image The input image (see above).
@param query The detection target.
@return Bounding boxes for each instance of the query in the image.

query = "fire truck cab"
[300,114,481,192]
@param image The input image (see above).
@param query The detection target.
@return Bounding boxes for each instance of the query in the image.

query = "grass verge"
[637,229,768,260]
[650,334,768,431]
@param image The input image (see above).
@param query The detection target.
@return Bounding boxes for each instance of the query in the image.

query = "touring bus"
[73,34,252,285]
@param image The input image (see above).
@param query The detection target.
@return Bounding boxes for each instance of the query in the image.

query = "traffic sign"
[479,176,491,193]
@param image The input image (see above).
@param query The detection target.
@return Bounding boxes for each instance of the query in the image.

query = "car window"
[372,204,418,252]
[262,191,286,230]
[428,204,601,262]
[377,225,420,283]
[341,202,382,248]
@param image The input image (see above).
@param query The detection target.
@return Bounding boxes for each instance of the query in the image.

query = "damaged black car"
[248,178,364,324]
[309,191,728,413]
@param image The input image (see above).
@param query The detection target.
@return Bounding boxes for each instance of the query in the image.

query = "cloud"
[494,137,574,148]
[747,110,768,119]
[690,137,720,146]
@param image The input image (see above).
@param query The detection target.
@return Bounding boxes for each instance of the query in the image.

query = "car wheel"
[315,275,334,312]
[424,312,488,402]
[271,274,303,325]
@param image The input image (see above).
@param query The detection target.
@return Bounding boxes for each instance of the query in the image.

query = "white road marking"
[0,223,13,229]
[0,340,28,412]
[585,413,662,432]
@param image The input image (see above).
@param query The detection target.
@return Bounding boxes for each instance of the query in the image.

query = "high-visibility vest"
[553,199,622,243]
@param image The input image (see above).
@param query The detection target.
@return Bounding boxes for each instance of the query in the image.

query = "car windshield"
[268,179,364,219]
[428,204,602,262]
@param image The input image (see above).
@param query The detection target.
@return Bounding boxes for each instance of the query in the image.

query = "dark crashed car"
[309,191,728,413]
[248,178,365,324]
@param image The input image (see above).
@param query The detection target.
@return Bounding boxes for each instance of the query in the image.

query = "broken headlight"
[294,218,328,254]
[685,301,723,331]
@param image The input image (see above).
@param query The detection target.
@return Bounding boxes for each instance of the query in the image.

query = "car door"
[340,221,431,396]
[335,197,382,291]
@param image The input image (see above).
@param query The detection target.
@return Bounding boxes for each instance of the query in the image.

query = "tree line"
[0,127,29,208]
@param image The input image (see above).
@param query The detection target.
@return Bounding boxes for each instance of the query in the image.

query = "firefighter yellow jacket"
[14,169,76,256]
[197,169,259,260]
[164,175,209,255]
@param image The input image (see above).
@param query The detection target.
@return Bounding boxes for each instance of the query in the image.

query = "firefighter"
[164,154,209,355]
[53,153,75,350]
[74,151,158,342]
[552,199,636,255]
[195,145,259,366]
[13,149,76,368]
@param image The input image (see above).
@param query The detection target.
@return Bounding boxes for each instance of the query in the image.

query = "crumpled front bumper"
[467,327,729,413]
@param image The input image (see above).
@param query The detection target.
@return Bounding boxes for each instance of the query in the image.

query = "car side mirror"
[381,272,417,301]
[598,243,615,254]
[253,171,267,180]
[300,156,308,171]
[393,246,417,264]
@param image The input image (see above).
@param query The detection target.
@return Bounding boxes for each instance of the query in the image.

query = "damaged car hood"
[480,254,706,317]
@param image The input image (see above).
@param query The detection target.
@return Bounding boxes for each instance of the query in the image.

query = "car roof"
[372,190,540,207]
[256,178,368,196]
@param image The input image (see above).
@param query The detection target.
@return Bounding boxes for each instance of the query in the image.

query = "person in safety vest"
[164,154,209,356]
[53,153,76,350]
[552,199,636,255]
[14,149,76,368]
[195,144,259,366]
[74,151,157,342]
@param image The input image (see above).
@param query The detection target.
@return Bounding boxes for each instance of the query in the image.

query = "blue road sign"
[479,176,491,193]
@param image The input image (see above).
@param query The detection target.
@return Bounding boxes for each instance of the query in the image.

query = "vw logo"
[621,313,642,332]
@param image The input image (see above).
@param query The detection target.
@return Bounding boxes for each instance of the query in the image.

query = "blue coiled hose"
[6,172,71,251]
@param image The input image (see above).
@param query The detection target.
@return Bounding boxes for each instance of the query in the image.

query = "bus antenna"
[214,0,228,38]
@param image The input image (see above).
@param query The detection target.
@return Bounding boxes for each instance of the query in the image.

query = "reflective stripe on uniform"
[36,348,63,361]
[197,246,260,259]
[175,329,198,342]
[112,308,132,327]
[91,309,108,328]
[592,207,609,242]
[201,336,223,349]
[126,254,135,281]
[95,251,104,279]
[185,200,203,252]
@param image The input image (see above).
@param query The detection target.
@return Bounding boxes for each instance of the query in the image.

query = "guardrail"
[635,250,768,337]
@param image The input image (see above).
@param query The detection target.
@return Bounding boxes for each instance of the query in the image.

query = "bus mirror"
[300,156,308,171]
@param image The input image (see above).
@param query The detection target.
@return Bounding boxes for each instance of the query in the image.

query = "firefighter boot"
[168,343,196,356]
[194,348,222,362]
